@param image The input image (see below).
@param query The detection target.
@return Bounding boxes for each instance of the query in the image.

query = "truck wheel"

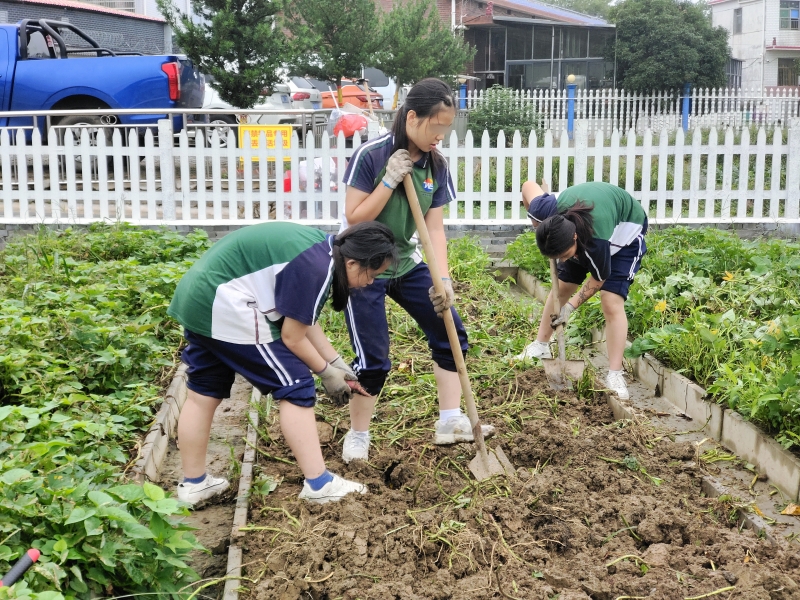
[57,115,116,172]
[207,115,239,148]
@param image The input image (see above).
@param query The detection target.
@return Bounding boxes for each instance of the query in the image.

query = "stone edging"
[222,388,260,600]
[515,268,800,506]
[131,363,188,483]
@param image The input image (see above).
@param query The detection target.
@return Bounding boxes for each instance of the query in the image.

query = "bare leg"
[279,401,326,479]
[434,364,461,411]
[601,291,628,371]
[348,392,377,432]
[536,280,579,343]
[178,390,222,479]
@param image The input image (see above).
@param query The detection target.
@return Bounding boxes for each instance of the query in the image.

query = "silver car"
[286,76,323,110]
[201,77,298,147]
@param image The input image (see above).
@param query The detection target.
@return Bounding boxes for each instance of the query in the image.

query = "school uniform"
[168,222,335,407]
[528,182,648,299]
[341,133,467,395]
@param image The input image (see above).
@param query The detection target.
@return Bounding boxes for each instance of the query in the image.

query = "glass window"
[561,28,588,59]
[780,0,799,29]
[778,58,798,85]
[588,29,613,57]
[726,58,742,88]
[290,76,314,89]
[507,62,554,90]
[489,29,506,71]
[363,67,389,87]
[533,25,553,59]
[733,8,742,34]
[587,60,614,89]
[561,61,588,88]
[26,31,52,58]
[506,25,532,60]
[474,28,489,71]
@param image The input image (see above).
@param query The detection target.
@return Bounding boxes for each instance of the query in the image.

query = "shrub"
[467,85,543,147]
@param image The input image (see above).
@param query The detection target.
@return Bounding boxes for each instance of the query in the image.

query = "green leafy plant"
[0,223,212,596]
[467,85,543,147]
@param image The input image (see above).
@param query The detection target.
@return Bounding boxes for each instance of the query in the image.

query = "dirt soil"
[238,369,800,600]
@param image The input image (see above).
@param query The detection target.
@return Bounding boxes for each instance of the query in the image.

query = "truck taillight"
[292,92,311,101]
[161,62,181,101]
[356,95,367,102]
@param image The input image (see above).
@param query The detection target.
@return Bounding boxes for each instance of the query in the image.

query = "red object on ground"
[333,114,369,138]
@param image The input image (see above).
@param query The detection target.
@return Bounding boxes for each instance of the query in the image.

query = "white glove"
[317,364,356,406]
[550,302,576,329]
[382,149,414,189]
[428,278,455,318]
[329,355,356,378]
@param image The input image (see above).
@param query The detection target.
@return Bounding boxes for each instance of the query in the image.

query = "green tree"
[377,0,475,108]
[280,0,381,104]
[543,0,613,19]
[610,0,730,92]
[157,0,286,108]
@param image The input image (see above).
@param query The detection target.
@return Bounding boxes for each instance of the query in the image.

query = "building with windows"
[377,0,616,92]
[711,0,800,88]
[0,0,170,53]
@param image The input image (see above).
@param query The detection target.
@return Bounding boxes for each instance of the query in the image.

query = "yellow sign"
[238,124,293,161]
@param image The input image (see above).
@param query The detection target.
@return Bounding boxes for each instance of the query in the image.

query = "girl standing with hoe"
[168,221,397,506]
[338,78,494,463]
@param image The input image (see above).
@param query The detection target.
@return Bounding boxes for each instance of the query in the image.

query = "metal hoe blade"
[469,444,516,481]
[542,358,586,391]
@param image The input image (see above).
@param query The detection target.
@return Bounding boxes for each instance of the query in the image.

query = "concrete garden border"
[223,388,260,600]
[515,267,800,505]
[131,363,188,483]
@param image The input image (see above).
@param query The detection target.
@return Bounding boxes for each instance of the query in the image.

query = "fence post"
[786,117,800,221]
[682,82,691,132]
[567,77,577,140]
[573,120,588,184]
[158,119,176,221]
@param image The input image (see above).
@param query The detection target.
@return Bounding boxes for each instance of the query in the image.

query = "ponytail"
[331,222,397,311]
[535,201,595,257]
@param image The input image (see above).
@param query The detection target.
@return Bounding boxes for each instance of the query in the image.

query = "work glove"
[329,355,356,378]
[550,302,576,329]
[382,149,414,189]
[317,363,356,407]
[428,278,455,318]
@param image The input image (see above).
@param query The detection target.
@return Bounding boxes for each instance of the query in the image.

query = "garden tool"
[542,258,586,390]
[402,175,515,481]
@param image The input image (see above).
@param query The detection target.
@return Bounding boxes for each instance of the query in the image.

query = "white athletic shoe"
[177,474,230,507]
[606,370,630,400]
[513,341,552,361]
[298,474,367,504]
[433,415,496,445]
[342,430,370,464]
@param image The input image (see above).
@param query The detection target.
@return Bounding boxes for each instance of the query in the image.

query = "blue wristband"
[382,179,393,189]
[441,277,451,281]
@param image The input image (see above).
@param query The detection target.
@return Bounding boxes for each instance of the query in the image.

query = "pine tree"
[157,0,287,109]
[377,0,475,108]
[279,0,381,105]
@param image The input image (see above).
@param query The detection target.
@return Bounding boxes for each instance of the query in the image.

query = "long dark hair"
[391,78,455,180]
[536,201,595,257]
[331,221,397,311]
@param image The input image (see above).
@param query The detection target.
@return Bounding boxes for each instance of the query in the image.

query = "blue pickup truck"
[0,19,205,137]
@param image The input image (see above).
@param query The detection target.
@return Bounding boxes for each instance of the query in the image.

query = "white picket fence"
[464,87,800,136]
[1,117,799,226]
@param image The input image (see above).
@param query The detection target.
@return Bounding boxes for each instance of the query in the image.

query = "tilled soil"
[239,369,800,600]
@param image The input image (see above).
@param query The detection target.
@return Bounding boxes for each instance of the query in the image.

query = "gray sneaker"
[298,474,367,504]
[433,415,496,445]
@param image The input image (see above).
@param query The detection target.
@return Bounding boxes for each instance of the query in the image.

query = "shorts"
[344,261,468,396]
[558,232,647,300]
[180,329,317,407]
